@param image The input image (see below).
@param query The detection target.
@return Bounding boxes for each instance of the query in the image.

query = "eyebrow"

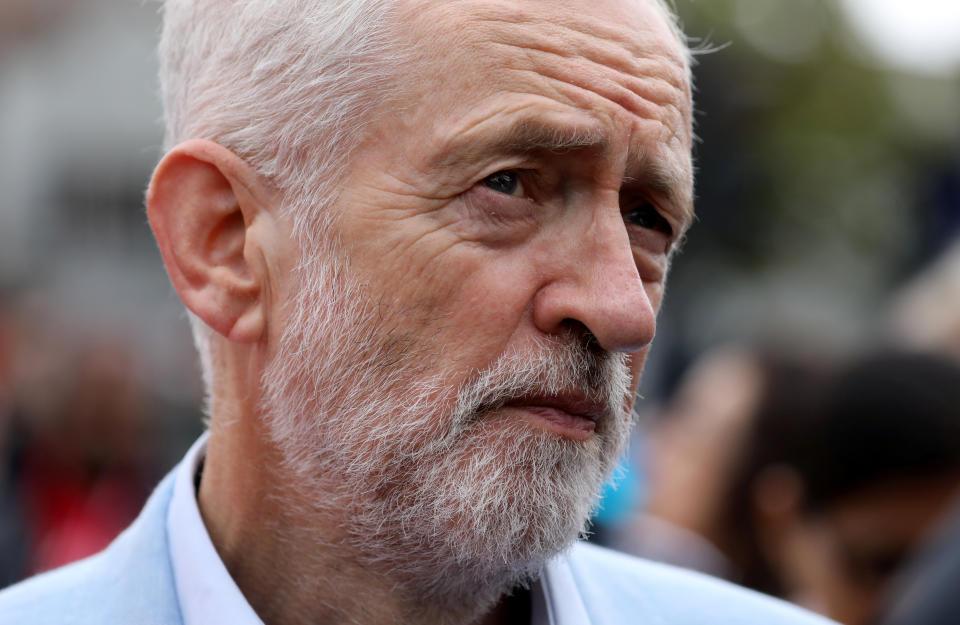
[436,116,609,165]
[500,118,609,153]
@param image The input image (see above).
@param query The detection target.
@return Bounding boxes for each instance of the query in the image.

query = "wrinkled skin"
[287,0,694,426]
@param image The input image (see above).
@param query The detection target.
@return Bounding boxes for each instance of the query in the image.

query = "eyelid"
[647,193,688,239]
[462,172,540,230]
[622,204,681,260]
[621,177,682,220]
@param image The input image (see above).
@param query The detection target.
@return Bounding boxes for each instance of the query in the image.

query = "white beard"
[260,248,635,611]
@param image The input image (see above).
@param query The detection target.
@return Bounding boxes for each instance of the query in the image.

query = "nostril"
[557,320,604,354]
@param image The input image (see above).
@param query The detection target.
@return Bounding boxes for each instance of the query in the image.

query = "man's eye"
[625,203,672,235]
[481,170,522,196]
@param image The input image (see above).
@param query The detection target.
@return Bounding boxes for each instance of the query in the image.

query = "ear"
[147,140,271,343]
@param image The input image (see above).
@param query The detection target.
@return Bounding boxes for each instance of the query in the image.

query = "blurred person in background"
[613,346,831,587]
[625,347,960,625]
[875,490,960,625]
[729,350,960,625]
[14,340,151,574]
[0,297,29,587]
[608,346,771,579]
[0,294,156,582]
[887,237,960,360]
[870,237,960,625]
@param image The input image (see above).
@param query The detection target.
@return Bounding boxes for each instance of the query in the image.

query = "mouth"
[503,393,606,441]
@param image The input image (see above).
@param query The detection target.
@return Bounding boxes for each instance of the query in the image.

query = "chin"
[341,412,627,604]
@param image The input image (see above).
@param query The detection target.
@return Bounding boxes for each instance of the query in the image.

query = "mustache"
[452,330,633,428]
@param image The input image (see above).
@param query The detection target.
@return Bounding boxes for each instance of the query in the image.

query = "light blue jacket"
[0,469,835,625]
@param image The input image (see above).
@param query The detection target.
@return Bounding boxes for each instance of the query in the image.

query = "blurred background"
[1,0,959,623]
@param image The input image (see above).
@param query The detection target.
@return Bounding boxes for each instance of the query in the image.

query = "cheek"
[384,248,542,368]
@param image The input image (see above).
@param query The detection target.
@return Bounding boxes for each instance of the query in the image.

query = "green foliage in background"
[657,0,960,355]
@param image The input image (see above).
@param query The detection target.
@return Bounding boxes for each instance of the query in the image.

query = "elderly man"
[1,1,835,624]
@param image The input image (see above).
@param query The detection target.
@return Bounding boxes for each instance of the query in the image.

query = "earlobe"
[147,140,269,343]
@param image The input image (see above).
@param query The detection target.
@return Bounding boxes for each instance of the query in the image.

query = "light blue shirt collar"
[168,433,264,625]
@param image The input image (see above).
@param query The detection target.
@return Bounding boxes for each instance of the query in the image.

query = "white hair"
[156,0,690,409]
[158,0,405,405]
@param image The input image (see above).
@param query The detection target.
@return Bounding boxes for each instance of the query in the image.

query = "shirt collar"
[541,552,592,625]
[167,432,264,625]
[166,433,586,625]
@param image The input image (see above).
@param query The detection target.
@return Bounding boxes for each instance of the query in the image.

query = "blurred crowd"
[595,239,960,625]
[0,291,201,587]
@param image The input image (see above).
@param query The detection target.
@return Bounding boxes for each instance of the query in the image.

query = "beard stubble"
[260,250,636,610]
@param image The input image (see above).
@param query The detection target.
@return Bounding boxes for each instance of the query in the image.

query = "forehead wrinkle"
[501,61,689,150]
[473,14,689,95]
[396,2,692,145]
[492,43,690,145]
[468,3,688,72]
[470,17,690,147]
[468,9,690,113]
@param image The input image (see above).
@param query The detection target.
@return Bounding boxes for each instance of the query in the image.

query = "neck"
[197,378,526,625]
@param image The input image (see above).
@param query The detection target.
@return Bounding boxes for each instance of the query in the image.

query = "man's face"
[262,0,692,607]
[336,0,692,425]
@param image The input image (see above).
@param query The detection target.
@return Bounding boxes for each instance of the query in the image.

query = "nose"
[532,213,657,354]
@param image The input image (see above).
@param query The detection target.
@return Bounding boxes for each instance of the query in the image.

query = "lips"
[504,393,607,440]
